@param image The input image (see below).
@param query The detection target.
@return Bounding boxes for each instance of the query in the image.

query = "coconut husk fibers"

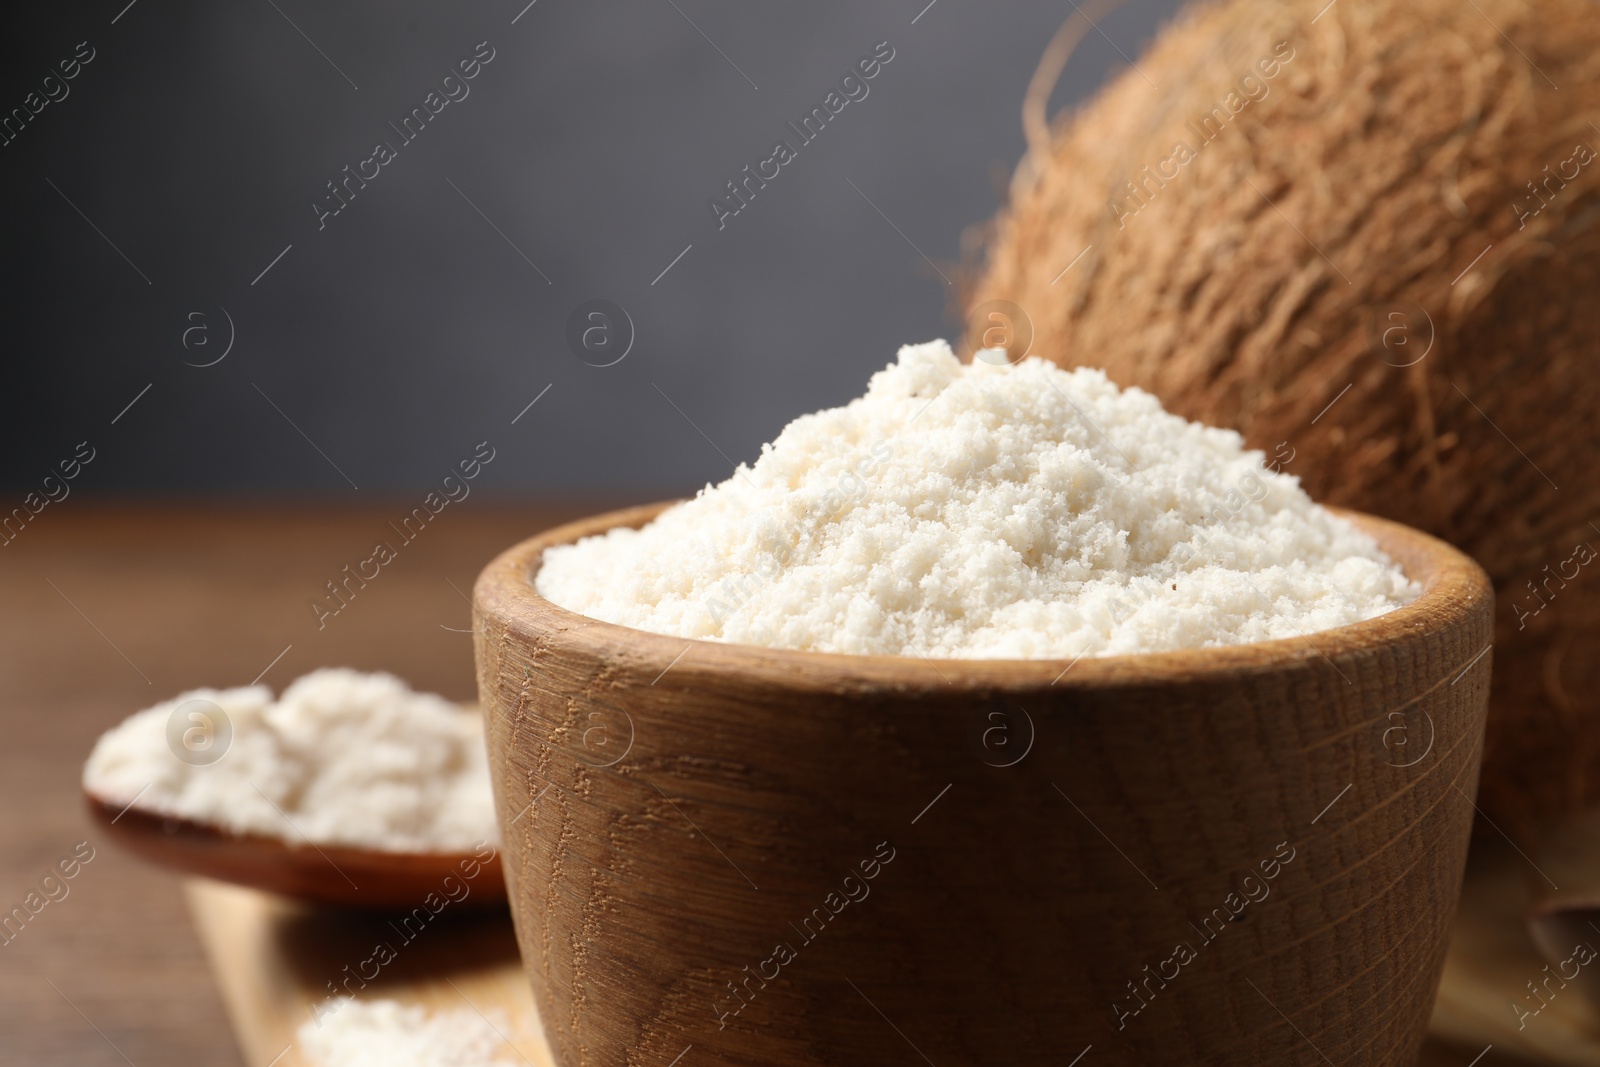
[966,0,1600,832]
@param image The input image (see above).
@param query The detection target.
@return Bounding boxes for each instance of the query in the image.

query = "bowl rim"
[473,501,1494,692]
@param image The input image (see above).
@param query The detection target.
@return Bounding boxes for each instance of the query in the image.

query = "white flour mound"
[538,340,1419,657]
[82,669,496,852]
[298,1000,522,1067]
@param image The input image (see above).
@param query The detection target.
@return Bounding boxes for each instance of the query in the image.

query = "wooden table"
[0,504,1572,1065]
[0,503,604,1066]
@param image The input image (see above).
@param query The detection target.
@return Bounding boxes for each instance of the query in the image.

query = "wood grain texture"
[0,502,600,1066]
[0,503,1517,1064]
[473,504,1496,1066]
[180,845,1580,1067]
[86,795,506,909]
[1429,835,1600,1064]
[185,879,553,1067]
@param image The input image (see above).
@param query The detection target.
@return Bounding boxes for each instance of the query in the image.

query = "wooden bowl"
[85,793,506,909]
[473,503,1493,1066]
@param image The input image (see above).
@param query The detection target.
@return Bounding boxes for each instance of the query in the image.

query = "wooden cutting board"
[184,880,555,1067]
[187,837,1599,1067]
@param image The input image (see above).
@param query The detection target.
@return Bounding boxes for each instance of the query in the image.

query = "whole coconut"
[967,0,1600,831]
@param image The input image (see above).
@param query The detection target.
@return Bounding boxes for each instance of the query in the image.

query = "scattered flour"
[537,340,1419,657]
[298,999,522,1067]
[82,669,497,852]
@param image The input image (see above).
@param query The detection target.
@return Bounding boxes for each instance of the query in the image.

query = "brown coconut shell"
[966,0,1600,834]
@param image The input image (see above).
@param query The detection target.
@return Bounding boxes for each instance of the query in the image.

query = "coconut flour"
[82,669,496,852]
[537,341,1419,657]
[298,1000,521,1067]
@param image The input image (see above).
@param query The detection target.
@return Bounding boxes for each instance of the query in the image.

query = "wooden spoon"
[85,791,506,909]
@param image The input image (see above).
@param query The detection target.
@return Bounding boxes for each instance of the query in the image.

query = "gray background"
[2,0,1182,498]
